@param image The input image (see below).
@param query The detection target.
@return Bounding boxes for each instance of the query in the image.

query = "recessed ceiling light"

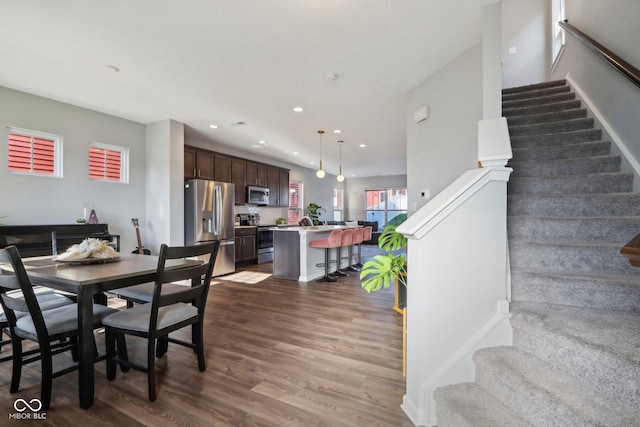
[258,140,266,144]
[333,129,342,134]
[293,107,304,112]
[309,161,315,165]
[293,151,299,155]
[359,144,366,148]
[251,145,262,148]
[209,124,218,129]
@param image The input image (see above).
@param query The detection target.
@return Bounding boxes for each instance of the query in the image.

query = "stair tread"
[502,79,567,95]
[434,383,527,427]
[512,140,609,153]
[511,302,640,363]
[475,346,640,425]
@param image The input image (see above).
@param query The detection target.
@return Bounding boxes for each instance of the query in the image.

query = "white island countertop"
[270,224,360,234]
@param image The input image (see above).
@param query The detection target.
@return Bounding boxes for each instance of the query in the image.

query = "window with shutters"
[88,142,128,183]
[7,127,62,177]
[288,180,303,224]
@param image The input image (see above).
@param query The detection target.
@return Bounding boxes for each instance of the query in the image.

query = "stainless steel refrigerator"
[184,179,235,277]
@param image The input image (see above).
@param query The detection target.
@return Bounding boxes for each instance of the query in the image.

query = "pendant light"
[336,140,345,182]
[316,130,325,178]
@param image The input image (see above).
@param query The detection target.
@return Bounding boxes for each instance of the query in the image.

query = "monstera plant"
[360,224,407,293]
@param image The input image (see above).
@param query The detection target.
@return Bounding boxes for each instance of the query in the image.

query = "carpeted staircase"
[434,80,640,426]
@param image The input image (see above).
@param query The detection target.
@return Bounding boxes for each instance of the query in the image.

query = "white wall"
[345,175,407,221]
[0,86,146,253]
[405,44,483,215]
[552,0,640,178]
[501,0,550,89]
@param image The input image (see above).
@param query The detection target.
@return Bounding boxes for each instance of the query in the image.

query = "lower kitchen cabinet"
[235,228,257,263]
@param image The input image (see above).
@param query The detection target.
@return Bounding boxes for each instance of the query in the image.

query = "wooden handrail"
[620,233,640,267]
[559,20,640,89]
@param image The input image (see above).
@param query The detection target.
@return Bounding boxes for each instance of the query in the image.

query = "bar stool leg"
[331,247,348,277]
[316,248,337,282]
[341,244,359,272]
[354,242,363,269]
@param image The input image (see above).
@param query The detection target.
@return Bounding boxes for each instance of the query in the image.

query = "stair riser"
[507,108,587,127]
[511,129,602,148]
[502,85,571,102]
[512,141,611,162]
[511,319,640,408]
[508,217,640,243]
[508,173,633,195]
[503,92,576,109]
[503,100,581,118]
[509,243,640,276]
[502,79,567,95]
[509,118,594,137]
[508,194,640,217]
[509,156,621,178]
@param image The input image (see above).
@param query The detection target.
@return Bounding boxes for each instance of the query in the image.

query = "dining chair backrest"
[0,246,49,341]
[149,241,220,330]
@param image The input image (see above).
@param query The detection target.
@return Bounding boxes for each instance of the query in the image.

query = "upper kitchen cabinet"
[184,145,214,180]
[231,158,247,204]
[246,161,267,187]
[279,169,290,207]
[267,167,280,207]
[214,153,232,182]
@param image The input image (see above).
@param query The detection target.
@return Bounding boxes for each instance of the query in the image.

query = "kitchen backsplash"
[234,206,288,225]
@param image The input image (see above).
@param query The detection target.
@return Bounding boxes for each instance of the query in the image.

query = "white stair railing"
[398,117,513,426]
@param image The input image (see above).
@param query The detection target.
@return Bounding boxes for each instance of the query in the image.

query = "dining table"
[0,252,200,409]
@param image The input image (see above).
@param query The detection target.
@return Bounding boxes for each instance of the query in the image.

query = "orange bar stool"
[333,228,353,277]
[309,229,342,282]
[354,226,372,269]
[345,227,364,272]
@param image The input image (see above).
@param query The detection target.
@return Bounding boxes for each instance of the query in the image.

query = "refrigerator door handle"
[220,240,234,246]
[214,184,222,235]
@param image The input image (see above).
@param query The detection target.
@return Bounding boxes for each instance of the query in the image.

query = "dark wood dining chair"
[0,245,127,410]
[103,240,219,401]
[0,287,77,363]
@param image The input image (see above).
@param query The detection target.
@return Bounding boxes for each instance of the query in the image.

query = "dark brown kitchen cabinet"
[279,169,290,207]
[256,164,267,187]
[246,161,258,187]
[184,146,214,180]
[214,153,232,182]
[231,158,247,204]
[235,227,256,263]
[267,167,280,207]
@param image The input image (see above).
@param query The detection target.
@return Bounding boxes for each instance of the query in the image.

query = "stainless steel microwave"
[247,186,269,205]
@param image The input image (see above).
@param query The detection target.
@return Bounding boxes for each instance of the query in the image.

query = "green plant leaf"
[359,253,406,293]
[378,225,407,252]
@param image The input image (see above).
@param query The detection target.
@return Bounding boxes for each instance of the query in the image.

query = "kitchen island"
[272,225,361,282]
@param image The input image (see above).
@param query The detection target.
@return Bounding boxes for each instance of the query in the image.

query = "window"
[288,180,303,224]
[333,189,343,221]
[7,127,62,177]
[88,142,128,183]
[552,0,566,66]
[365,188,407,228]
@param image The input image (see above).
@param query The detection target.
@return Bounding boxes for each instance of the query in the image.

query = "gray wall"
[501,0,550,89]
[0,86,146,253]
[552,0,640,178]
[405,43,483,214]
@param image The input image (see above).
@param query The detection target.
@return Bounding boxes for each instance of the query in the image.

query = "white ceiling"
[0,0,485,178]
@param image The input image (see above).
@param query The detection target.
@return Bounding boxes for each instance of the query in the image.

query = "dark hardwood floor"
[0,258,412,426]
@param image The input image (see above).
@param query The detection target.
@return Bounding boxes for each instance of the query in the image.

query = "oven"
[256,226,274,264]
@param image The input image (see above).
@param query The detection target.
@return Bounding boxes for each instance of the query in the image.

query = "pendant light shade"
[336,140,344,182]
[316,130,325,178]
